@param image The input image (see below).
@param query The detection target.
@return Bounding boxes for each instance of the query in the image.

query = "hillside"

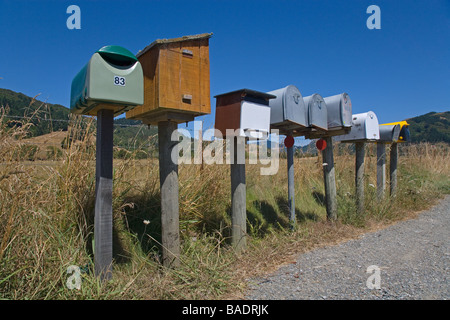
[1,88,448,146]
[0,88,158,150]
[406,111,450,143]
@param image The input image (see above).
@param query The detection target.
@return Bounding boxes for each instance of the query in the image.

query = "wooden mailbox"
[126,33,212,124]
[214,89,275,139]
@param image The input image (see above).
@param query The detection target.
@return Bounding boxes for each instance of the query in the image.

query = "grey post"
[94,109,114,280]
[230,136,247,252]
[322,136,338,220]
[158,121,180,268]
[376,143,386,200]
[355,142,365,214]
[390,142,398,197]
[287,142,296,227]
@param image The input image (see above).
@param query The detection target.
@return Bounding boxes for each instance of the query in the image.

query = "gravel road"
[246,196,450,300]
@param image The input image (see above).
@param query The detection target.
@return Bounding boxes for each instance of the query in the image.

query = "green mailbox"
[70,45,144,116]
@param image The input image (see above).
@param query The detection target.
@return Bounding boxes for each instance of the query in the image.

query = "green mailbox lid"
[96,45,138,66]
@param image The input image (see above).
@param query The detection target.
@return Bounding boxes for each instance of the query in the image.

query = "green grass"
[1,110,449,299]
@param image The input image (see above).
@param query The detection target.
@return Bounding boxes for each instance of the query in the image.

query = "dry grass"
[0,106,449,300]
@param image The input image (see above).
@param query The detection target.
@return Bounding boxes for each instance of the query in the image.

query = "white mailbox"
[378,124,401,143]
[335,111,380,142]
[214,89,275,139]
[302,93,328,132]
[267,85,308,134]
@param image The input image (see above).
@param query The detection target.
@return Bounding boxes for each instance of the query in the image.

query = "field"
[0,112,449,299]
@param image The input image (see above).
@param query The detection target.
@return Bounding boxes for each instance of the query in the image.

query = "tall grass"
[0,105,449,299]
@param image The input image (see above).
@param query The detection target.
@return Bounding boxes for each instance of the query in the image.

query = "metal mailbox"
[267,85,307,134]
[70,45,144,116]
[305,92,352,139]
[323,93,352,131]
[378,124,401,143]
[214,89,276,139]
[380,121,410,143]
[335,111,380,142]
[302,93,328,132]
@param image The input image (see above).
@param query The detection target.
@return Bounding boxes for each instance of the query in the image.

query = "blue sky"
[1,0,449,143]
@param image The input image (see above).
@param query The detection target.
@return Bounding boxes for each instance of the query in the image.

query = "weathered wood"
[126,34,212,121]
[230,136,247,252]
[355,142,365,214]
[390,142,398,197]
[94,109,114,280]
[287,145,296,227]
[377,143,386,200]
[158,121,180,267]
[322,136,337,220]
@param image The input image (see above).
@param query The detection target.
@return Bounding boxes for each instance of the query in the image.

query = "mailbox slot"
[335,111,380,142]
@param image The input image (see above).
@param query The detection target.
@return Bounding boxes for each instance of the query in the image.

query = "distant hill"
[0,88,157,149]
[406,111,450,143]
[1,88,448,148]
[0,88,70,136]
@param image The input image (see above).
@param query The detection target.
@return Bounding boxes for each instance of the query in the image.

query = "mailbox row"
[69,39,410,144]
[214,85,410,144]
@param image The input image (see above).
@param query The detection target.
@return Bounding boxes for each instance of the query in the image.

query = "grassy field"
[1,112,449,300]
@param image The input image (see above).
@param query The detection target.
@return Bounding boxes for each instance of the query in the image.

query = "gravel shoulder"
[246,195,450,300]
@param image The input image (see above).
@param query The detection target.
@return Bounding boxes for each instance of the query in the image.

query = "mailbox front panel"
[240,101,271,139]
[88,53,144,106]
[303,94,328,131]
[268,85,307,132]
[70,46,144,116]
[323,93,352,130]
[379,124,400,143]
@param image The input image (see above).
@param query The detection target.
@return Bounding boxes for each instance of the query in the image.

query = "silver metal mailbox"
[378,124,401,143]
[267,85,307,134]
[302,93,328,132]
[305,92,352,139]
[335,111,380,142]
[323,93,352,131]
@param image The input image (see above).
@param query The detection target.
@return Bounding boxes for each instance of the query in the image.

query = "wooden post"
[390,142,398,197]
[287,144,296,227]
[355,142,365,214]
[158,121,180,267]
[322,136,337,220]
[94,109,114,280]
[376,143,386,200]
[230,136,246,252]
